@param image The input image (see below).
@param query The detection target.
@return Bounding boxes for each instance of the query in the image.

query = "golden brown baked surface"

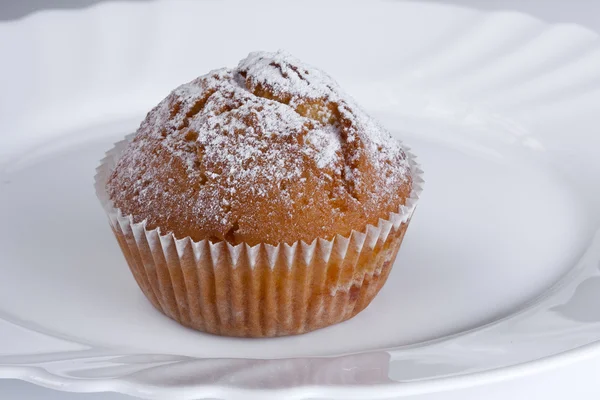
[107,51,412,246]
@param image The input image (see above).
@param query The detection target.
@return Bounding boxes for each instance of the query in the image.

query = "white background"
[1,0,600,399]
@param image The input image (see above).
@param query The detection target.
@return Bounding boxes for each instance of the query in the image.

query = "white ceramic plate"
[2,1,600,399]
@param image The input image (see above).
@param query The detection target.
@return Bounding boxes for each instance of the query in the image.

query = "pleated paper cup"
[95,135,423,337]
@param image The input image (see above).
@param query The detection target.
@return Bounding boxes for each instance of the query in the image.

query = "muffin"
[95,50,423,337]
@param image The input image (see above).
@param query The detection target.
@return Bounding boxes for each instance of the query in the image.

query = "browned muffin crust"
[107,51,412,246]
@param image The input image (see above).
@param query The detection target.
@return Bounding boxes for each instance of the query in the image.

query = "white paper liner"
[95,134,424,337]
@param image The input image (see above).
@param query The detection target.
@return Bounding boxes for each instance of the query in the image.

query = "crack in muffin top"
[107,50,412,245]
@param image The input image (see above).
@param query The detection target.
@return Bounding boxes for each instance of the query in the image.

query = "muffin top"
[107,51,412,246]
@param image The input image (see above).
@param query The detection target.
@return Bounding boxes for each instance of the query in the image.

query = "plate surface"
[1,1,600,399]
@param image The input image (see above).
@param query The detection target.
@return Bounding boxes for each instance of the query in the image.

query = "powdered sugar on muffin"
[107,50,411,245]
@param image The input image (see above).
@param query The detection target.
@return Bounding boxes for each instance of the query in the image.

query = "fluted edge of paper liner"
[94,134,424,337]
